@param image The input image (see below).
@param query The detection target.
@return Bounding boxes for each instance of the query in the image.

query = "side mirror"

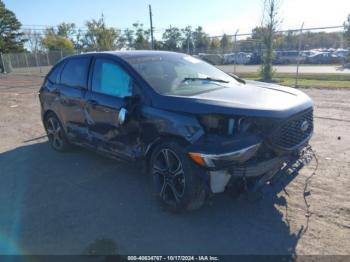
[118,95,140,126]
[118,108,128,126]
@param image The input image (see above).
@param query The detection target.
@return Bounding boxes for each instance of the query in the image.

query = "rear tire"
[44,113,71,152]
[149,141,208,212]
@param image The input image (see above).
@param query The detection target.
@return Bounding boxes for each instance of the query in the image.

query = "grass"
[237,73,350,89]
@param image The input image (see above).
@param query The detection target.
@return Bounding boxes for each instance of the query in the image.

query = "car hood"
[153,80,313,118]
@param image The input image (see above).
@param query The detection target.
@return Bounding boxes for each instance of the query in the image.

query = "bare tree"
[23,29,42,52]
[260,0,281,81]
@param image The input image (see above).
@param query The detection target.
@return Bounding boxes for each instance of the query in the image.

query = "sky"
[3,0,349,37]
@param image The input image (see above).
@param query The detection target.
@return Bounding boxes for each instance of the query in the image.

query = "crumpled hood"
[153,80,313,118]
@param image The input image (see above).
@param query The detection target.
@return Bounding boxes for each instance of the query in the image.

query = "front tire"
[150,141,208,212]
[44,113,71,152]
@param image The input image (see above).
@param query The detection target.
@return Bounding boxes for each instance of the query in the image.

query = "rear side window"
[47,62,65,84]
[92,58,132,98]
[61,58,90,88]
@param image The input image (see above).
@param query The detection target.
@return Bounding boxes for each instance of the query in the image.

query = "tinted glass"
[92,59,132,98]
[47,62,65,84]
[124,53,239,96]
[61,58,90,88]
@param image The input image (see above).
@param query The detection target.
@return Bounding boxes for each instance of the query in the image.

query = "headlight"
[199,115,258,136]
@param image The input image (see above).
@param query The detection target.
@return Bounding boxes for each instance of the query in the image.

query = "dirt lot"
[0,74,349,255]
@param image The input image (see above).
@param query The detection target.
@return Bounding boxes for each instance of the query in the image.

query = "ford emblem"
[300,120,309,132]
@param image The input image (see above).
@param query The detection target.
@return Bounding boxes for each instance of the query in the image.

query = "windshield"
[123,53,240,96]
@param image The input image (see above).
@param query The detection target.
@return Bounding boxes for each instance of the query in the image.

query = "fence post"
[34,52,42,74]
[233,29,239,75]
[0,53,5,73]
[295,22,304,87]
[187,37,190,54]
[60,49,63,59]
[24,52,29,69]
[8,53,13,72]
[46,52,50,66]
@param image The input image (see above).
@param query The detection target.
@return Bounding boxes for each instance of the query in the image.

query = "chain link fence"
[1,26,349,87]
[0,50,77,76]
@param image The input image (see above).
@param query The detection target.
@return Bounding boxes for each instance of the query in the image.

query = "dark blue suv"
[39,51,313,211]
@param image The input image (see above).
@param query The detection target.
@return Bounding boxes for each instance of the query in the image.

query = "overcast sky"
[4,0,349,36]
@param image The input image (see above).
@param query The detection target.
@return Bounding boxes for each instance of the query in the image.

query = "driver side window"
[92,58,132,98]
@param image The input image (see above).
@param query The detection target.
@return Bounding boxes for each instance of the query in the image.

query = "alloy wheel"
[46,116,64,150]
[152,148,186,205]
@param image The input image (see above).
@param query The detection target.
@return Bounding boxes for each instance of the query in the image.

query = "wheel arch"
[144,133,191,162]
[43,109,58,122]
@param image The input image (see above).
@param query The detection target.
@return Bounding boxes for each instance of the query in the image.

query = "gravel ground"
[0,74,349,255]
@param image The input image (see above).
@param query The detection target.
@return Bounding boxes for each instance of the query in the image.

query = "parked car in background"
[274,51,305,64]
[306,52,341,64]
[223,52,252,64]
[197,53,223,65]
[39,51,314,211]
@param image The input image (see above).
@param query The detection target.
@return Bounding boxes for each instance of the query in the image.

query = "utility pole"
[149,4,154,50]
[233,29,239,74]
[295,22,304,88]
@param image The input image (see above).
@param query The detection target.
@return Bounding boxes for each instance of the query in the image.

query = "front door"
[85,57,139,160]
[57,56,91,142]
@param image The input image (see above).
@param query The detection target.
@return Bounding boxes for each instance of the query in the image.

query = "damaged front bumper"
[208,155,289,193]
[187,134,307,193]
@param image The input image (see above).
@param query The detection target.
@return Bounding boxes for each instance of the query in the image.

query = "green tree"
[57,23,76,39]
[84,15,121,51]
[122,28,135,49]
[220,34,233,52]
[181,26,194,53]
[192,26,210,53]
[344,14,350,65]
[260,0,281,81]
[210,37,221,51]
[41,28,74,51]
[0,0,25,53]
[162,26,182,51]
[133,22,150,50]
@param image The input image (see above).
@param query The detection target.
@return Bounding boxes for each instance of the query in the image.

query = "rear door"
[85,57,138,159]
[57,56,92,141]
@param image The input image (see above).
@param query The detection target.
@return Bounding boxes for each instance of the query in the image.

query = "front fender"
[140,106,205,145]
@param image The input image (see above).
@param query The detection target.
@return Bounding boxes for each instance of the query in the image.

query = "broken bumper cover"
[187,134,310,193]
[208,155,290,193]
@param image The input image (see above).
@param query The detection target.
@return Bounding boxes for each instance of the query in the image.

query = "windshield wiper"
[228,73,246,84]
[182,77,229,83]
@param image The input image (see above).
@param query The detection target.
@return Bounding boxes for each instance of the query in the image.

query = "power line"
[209,25,344,38]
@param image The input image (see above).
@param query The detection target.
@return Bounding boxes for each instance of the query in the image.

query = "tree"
[0,0,25,53]
[260,0,281,81]
[162,26,182,51]
[57,22,76,40]
[122,28,135,49]
[192,26,210,53]
[220,34,233,52]
[344,14,350,65]
[210,37,221,51]
[133,22,150,50]
[181,26,194,53]
[84,15,121,51]
[24,29,42,52]
[41,28,74,51]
